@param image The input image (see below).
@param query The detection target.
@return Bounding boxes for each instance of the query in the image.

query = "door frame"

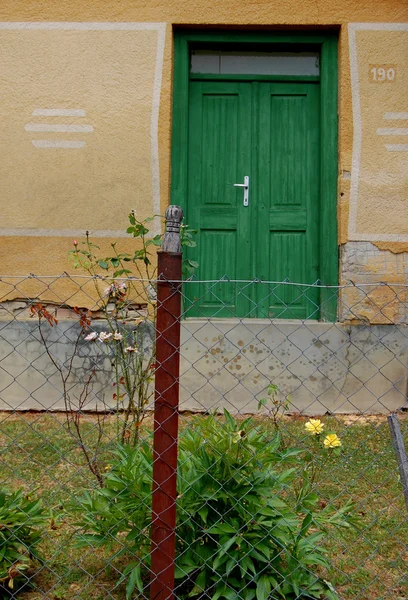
[171,30,338,320]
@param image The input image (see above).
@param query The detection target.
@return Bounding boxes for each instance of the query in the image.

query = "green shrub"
[0,489,48,595]
[74,412,354,599]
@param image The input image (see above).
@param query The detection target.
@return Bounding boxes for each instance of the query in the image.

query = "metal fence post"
[150,206,183,600]
[387,413,408,512]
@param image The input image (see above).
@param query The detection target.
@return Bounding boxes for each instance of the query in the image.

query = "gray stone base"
[0,318,407,415]
[179,319,408,415]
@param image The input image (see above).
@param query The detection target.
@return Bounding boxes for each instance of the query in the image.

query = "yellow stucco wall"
[0,1,407,287]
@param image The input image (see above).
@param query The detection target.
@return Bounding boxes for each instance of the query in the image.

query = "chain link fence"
[0,273,407,600]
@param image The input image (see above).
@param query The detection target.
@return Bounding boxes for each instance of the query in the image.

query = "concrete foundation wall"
[0,320,154,412]
[1,318,407,415]
[179,320,408,414]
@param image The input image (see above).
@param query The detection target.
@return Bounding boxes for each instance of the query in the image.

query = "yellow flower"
[323,434,342,449]
[305,419,324,435]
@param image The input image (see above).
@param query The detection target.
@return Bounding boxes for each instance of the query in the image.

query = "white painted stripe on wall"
[0,22,166,30]
[384,112,408,120]
[0,21,166,238]
[0,228,135,237]
[349,23,408,31]
[349,233,408,242]
[32,140,86,148]
[386,144,408,152]
[150,23,166,236]
[377,128,408,136]
[26,124,93,133]
[348,23,408,243]
[348,24,361,242]
[32,108,86,117]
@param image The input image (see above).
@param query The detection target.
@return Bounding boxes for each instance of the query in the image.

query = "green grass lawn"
[0,411,407,600]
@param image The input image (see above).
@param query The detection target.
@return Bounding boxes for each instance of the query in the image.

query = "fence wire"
[0,274,407,600]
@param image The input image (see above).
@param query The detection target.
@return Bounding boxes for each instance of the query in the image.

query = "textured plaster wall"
[0,1,407,315]
[347,25,408,242]
[1,28,159,232]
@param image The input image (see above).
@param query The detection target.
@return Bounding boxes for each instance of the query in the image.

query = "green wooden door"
[256,83,320,318]
[186,80,321,319]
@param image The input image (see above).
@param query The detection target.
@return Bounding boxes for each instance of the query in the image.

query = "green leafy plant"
[0,489,48,595]
[258,384,292,435]
[69,212,198,281]
[74,442,152,598]
[73,411,354,599]
[180,223,199,278]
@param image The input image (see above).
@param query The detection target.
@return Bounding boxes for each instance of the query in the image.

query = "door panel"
[186,82,252,317]
[267,233,312,319]
[185,80,321,319]
[257,83,320,318]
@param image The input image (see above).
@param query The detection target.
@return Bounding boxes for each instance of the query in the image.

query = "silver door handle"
[233,176,249,206]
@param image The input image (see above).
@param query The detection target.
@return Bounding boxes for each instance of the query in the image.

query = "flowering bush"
[68,213,198,449]
[82,325,153,447]
[74,411,354,599]
[301,419,344,495]
[34,212,197,484]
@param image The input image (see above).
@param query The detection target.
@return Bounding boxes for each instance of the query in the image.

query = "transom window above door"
[190,50,320,76]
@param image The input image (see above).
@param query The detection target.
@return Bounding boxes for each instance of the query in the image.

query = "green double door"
[186,80,321,319]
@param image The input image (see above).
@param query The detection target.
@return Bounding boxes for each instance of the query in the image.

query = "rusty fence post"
[150,206,183,600]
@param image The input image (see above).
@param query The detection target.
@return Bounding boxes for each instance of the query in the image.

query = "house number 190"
[370,66,396,82]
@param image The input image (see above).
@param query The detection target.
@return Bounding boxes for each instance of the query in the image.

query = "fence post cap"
[163,205,183,253]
